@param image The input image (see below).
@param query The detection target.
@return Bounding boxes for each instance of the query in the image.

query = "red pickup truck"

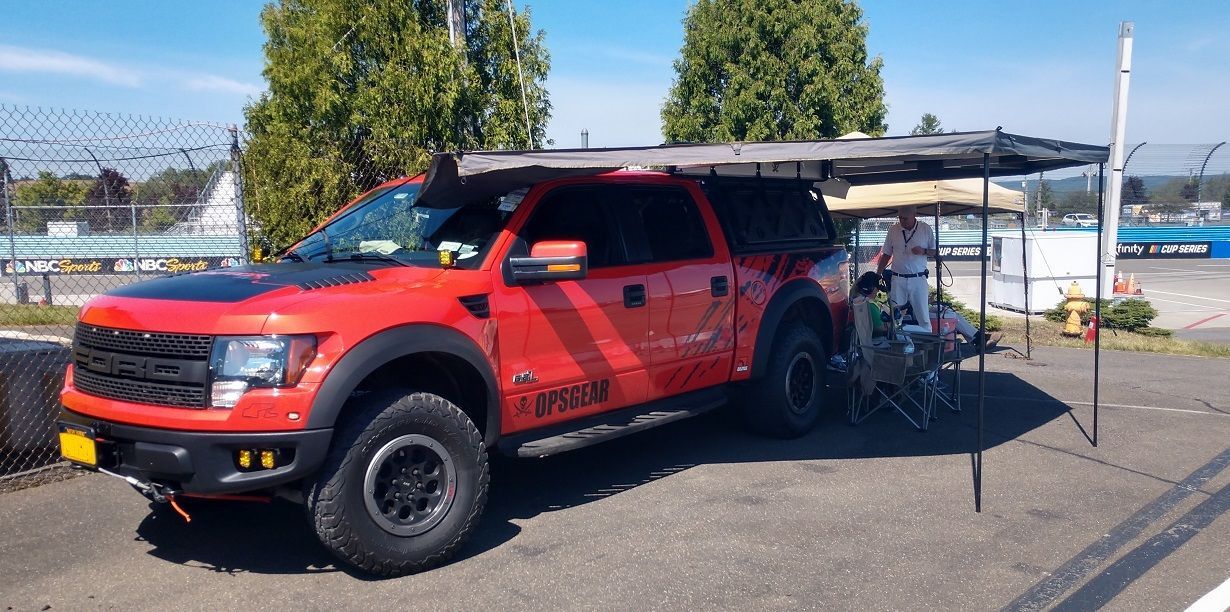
[58,170,849,575]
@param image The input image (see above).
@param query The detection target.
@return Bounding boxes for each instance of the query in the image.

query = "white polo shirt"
[880,219,935,275]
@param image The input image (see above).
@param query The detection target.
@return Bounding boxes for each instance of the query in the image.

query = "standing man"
[875,205,936,331]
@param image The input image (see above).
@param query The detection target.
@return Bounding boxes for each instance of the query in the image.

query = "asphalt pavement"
[1,346,1228,610]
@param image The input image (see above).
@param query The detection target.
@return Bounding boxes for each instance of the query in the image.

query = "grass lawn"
[998,316,1230,359]
[0,304,81,327]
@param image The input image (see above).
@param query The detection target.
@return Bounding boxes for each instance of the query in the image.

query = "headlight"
[209,335,317,407]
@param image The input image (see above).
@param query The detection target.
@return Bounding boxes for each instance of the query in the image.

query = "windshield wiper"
[338,251,410,267]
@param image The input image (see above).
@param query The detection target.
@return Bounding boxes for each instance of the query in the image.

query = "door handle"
[710,275,729,297]
[623,284,646,308]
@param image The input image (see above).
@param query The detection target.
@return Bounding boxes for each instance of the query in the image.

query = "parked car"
[1062,213,1097,227]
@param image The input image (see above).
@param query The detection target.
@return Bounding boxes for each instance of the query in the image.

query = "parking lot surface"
[1,346,1228,610]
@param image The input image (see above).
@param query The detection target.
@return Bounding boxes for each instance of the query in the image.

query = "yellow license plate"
[58,424,98,467]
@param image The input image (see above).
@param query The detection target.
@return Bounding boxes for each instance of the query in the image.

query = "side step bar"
[499,387,727,458]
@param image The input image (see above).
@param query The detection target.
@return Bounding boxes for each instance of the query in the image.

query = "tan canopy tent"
[822,178,1025,219]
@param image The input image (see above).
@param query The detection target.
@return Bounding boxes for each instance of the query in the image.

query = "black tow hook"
[96,467,189,521]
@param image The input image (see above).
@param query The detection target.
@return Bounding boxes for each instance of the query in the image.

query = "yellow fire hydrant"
[1061,282,1091,336]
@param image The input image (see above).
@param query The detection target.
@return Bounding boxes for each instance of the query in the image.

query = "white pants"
[952,311,978,339]
[933,304,980,340]
[889,273,930,330]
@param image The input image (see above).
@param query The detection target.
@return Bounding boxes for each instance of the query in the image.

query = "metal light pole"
[1102,21,1134,296]
[581,129,589,149]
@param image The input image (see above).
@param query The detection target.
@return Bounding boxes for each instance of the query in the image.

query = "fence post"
[1,157,20,304]
[229,125,251,264]
[130,192,141,278]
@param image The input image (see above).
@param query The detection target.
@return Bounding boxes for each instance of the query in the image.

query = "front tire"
[306,391,488,577]
[740,322,830,438]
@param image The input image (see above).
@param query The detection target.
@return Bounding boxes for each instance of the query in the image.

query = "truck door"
[495,184,651,433]
[608,184,736,401]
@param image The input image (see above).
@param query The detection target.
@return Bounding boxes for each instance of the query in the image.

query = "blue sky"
[2,0,1228,152]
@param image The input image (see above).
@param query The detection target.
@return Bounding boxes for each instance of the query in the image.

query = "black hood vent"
[297,271,376,291]
[458,294,490,318]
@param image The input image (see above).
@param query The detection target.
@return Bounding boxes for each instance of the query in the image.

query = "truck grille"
[73,323,211,408]
[75,323,211,359]
[73,368,207,408]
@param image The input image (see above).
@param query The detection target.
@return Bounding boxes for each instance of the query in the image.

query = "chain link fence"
[1,102,1228,492]
[0,105,248,490]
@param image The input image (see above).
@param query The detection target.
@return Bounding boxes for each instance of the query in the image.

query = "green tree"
[1054,190,1096,216]
[244,0,552,248]
[11,172,89,234]
[84,168,134,233]
[1121,175,1149,206]
[1180,179,1199,202]
[910,113,944,135]
[1036,178,1056,213]
[133,163,222,229]
[661,0,887,143]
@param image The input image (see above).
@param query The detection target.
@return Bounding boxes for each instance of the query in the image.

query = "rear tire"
[306,391,488,577]
[740,322,830,438]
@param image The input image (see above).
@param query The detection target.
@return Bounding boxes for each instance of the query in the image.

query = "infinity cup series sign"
[935,241,1217,261]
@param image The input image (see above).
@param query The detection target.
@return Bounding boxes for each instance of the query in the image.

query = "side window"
[521,186,623,268]
[614,186,714,263]
[712,182,832,252]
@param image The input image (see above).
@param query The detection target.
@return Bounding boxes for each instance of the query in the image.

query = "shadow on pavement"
[133,370,1070,576]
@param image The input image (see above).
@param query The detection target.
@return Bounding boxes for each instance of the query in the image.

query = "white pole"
[506,0,535,149]
[1102,21,1133,295]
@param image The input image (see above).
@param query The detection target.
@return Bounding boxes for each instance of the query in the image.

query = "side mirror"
[510,240,588,283]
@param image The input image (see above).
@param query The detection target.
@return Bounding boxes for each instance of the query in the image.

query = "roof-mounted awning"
[417,129,1109,206]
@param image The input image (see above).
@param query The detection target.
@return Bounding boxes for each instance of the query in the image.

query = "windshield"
[286,181,519,269]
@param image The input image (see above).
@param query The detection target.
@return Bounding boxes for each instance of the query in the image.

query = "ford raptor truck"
[57,170,849,576]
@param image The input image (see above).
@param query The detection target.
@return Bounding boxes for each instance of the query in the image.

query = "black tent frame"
[417,131,1111,510]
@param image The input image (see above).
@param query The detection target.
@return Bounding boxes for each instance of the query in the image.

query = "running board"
[499,388,727,458]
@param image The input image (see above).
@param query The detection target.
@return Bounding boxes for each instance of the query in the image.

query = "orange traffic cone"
[1084,315,1098,344]
[1113,272,1126,293]
[1126,273,1138,295]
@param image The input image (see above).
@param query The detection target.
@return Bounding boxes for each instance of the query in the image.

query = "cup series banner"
[3,256,243,276]
[1115,241,1212,259]
[941,242,1217,260]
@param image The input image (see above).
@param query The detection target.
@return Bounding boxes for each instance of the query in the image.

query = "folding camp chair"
[846,295,936,431]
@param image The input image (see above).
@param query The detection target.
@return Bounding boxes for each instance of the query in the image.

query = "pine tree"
[1121,175,1149,206]
[910,113,944,135]
[661,0,887,143]
[244,0,552,247]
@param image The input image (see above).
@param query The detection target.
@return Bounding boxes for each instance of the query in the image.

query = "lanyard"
[901,224,918,245]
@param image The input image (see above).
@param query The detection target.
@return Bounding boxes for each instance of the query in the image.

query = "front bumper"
[59,408,332,494]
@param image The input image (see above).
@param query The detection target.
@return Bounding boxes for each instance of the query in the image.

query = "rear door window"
[610,186,714,264]
[709,181,834,253]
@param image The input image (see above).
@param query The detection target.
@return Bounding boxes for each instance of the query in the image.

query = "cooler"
[929,307,958,353]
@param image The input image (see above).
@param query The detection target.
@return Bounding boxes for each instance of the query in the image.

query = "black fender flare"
[750,279,833,379]
[305,324,500,446]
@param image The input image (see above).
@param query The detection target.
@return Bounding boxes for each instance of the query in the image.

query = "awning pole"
[935,204,943,309]
[854,223,861,279]
[975,153,990,513]
[1021,211,1031,359]
[1093,163,1105,447]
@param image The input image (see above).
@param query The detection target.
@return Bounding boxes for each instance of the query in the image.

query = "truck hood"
[79,262,450,335]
